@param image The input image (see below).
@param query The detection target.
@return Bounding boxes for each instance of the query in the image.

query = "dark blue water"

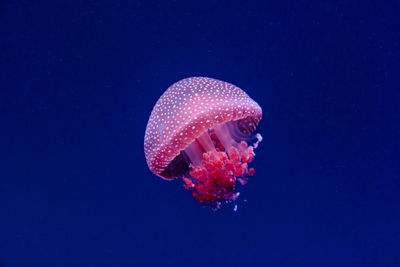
[1,1,399,266]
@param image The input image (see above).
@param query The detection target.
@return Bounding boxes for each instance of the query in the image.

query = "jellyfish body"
[144,77,262,205]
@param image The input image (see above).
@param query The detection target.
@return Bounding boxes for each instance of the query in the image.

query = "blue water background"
[0,1,399,266]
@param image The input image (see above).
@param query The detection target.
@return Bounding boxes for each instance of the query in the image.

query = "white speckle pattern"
[144,77,262,179]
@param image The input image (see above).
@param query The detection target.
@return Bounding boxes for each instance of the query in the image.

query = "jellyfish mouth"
[181,119,262,205]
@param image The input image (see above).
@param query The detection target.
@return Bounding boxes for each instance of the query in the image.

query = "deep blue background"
[1,1,399,266]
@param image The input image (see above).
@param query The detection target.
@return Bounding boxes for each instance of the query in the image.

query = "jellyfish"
[144,77,262,206]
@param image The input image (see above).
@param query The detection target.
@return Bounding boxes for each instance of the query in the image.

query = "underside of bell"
[160,116,260,179]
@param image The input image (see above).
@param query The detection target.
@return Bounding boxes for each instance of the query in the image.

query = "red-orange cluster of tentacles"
[183,140,255,204]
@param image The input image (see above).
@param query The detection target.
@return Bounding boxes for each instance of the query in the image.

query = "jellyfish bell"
[144,77,262,206]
